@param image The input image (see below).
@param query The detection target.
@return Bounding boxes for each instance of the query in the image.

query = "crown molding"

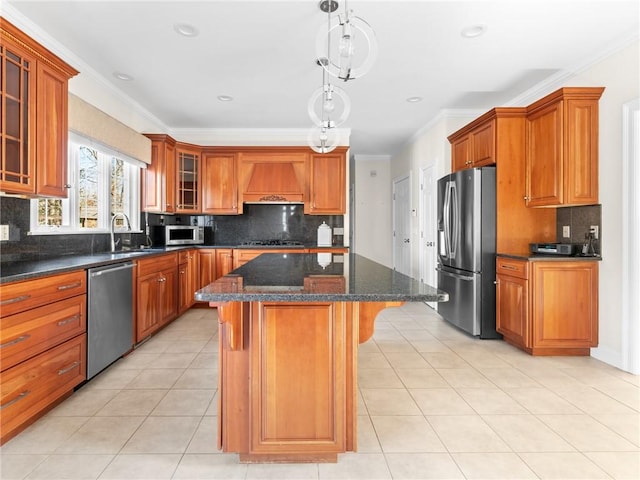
[167,128,351,147]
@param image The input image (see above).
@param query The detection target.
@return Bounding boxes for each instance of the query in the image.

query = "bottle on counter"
[317,222,332,247]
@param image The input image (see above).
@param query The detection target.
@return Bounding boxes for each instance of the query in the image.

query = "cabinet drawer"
[0,271,86,317]
[1,334,86,442]
[1,295,87,372]
[496,258,528,279]
[137,252,178,277]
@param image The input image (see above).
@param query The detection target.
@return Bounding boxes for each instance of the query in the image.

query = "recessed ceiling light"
[406,96,423,103]
[174,23,199,37]
[461,24,487,38]
[113,72,133,81]
[217,95,234,102]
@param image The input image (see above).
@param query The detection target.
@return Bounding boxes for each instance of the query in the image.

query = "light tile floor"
[1,303,638,479]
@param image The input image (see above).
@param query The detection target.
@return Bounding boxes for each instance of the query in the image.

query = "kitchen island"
[195,252,448,463]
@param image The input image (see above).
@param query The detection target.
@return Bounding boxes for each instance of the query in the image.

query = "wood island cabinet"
[0,19,78,197]
[0,270,87,444]
[136,253,178,342]
[496,256,598,355]
[142,134,176,213]
[305,149,347,214]
[202,151,238,214]
[525,87,604,207]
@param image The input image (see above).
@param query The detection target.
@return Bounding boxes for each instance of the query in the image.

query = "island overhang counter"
[195,253,448,463]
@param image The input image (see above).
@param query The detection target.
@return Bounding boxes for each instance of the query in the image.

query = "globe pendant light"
[308,59,351,128]
[316,0,378,81]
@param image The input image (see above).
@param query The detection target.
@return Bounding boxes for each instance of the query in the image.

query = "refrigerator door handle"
[450,182,458,258]
[436,267,474,281]
[443,182,451,259]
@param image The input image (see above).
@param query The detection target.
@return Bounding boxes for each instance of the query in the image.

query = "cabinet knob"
[523,196,529,201]
[64,184,72,189]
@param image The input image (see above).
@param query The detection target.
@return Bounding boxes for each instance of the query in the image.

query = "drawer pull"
[0,294,31,306]
[57,282,82,291]
[57,314,80,327]
[58,361,80,376]
[500,264,518,270]
[0,334,31,349]
[0,390,30,410]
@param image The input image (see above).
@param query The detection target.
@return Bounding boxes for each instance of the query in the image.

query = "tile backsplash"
[0,197,344,263]
[556,204,601,255]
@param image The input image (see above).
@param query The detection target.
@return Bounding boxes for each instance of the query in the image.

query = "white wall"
[389,40,640,372]
[389,113,478,279]
[353,155,392,267]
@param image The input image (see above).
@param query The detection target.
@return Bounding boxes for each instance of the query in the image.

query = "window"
[30,135,141,234]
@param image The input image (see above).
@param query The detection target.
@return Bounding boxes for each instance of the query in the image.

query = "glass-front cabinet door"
[0,40,36,194]
[176,146,201,213]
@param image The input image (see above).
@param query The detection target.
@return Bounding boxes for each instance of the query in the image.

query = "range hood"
[238,157,307,205]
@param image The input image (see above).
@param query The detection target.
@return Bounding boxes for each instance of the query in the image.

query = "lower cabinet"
[496,257,598,355]
[0,270,87,444]
[136,253,178,342]
[178,249,198,314]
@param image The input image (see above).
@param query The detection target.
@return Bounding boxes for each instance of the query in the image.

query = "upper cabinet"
[448,113,501,171]
[0,19,78,197]
[305,148,347,214]
[201,150,238,215]
[141,143,347,215]
[143,134,176,213]
[525,87,604,207]
[175,144,201,213]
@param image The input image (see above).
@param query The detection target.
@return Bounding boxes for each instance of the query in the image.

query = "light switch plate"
[0,225,9,241]
[562,225,570,238]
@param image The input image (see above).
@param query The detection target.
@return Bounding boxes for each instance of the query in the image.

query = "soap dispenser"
[317,222,332,247]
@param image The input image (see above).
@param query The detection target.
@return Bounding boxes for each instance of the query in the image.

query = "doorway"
[419,166,437,307]
[392,175,411,276]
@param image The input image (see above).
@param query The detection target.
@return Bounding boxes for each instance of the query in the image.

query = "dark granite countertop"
[195,253,448,303]
[497,252,602,261]
[0,245,350,284]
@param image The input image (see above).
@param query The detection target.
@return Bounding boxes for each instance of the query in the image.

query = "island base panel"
[216,300,403,462]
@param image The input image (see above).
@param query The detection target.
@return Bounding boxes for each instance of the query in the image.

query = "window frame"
[29,135,142,235]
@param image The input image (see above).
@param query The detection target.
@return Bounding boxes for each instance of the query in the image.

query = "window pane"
[78,146,99,228]
[111,157,126,227]
[37,199,63,226]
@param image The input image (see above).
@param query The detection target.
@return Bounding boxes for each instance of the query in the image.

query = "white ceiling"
[5,0,640,156]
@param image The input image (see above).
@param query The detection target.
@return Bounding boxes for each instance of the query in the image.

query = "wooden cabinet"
[449,108,556,254]
[525,87,604,207]
[495,258,529,350]
[0,270,86,444]
[136,253,178,342]
[496,256,598,355]
[449,117,496,171]
[142,134,176,213]
[305,149,347,214]
[202,151,238,214]
[178,249,198,314]
[176,144,201,213]
[199,248,235,293]
[0,19,78,197]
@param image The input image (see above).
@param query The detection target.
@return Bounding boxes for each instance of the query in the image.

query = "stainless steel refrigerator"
[436,166,500,338]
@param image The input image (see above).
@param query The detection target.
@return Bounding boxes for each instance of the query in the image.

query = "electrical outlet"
[0,225,9,241]
[590,225,599,239]
[562,225,571,238]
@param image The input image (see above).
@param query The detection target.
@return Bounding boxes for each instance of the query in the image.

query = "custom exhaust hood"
[238,155,307,205]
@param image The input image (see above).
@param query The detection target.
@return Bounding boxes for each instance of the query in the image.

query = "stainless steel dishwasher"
[87,261,135,379]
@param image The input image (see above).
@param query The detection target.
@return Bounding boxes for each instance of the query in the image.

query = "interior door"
[393,175,411,276]
[420,166,437,306]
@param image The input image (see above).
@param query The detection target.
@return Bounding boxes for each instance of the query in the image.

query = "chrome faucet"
[110,213,132,252]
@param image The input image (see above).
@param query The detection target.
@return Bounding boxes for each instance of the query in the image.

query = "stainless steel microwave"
[152,225,205,246]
